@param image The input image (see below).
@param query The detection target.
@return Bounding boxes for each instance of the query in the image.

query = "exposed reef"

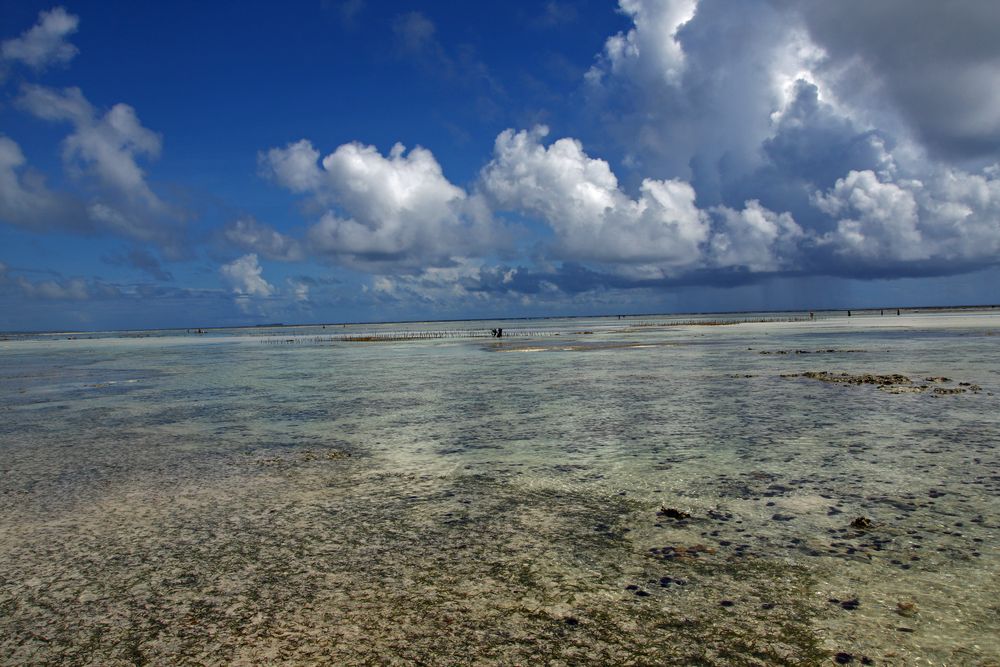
[758,349,868,355]
[782,371,982,395]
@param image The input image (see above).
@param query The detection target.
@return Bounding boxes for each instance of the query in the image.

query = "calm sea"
[2,310,998,665]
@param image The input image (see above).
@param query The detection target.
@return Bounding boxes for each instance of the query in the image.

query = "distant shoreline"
[1,303,998,337]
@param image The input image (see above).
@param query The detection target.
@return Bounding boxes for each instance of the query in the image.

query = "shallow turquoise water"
[1,311,998,665]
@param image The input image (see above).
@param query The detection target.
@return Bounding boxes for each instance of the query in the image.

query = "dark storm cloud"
[788,0,1000,161]
[556,0,1000,295]
[761,81,889,191]
[468,262,794,296]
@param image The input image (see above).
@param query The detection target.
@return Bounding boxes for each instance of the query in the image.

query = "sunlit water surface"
[1,311,998,665]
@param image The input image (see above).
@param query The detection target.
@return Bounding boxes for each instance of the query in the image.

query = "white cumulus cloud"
[709,200,804,272]
[15,85,184,254]
[220,254,274,298]
[18,85,163,208]
[261,139,323,194]
[482,126,707,269]
[262,139,500,272]
[814,170,925,261]
[0,135,87,232]
[814,167,1000,266]
[587,0,696,87]
[481,126,812,280]
[1,7,79,71]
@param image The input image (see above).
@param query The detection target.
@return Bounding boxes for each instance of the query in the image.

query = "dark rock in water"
[635,590,650,597]
[719,599,735,607]
[794,370,912,387]
[850,516,874,530]
[659,576,673,585]
[564,617,579,626]
[659,506,691,520]
[771,513,795,521]
[625,584,639,591]
[707,509,732,521]
[840,598,860,611]
[835,652,854,664]
[761,602,775,610]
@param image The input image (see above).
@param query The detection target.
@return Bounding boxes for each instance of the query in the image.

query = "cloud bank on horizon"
[1,0,999,328]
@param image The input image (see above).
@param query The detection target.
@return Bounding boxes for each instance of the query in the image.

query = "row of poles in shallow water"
[258,329,557,343]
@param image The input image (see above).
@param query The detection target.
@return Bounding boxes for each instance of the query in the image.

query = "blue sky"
[2,1,999,331]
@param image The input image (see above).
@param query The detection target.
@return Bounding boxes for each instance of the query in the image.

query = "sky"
[1,0,999,331]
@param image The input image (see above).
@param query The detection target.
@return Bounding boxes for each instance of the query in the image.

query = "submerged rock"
[850,516,875,530]
[658,506,691,520]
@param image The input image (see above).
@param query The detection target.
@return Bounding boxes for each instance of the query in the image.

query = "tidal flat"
[1,311,998,665]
